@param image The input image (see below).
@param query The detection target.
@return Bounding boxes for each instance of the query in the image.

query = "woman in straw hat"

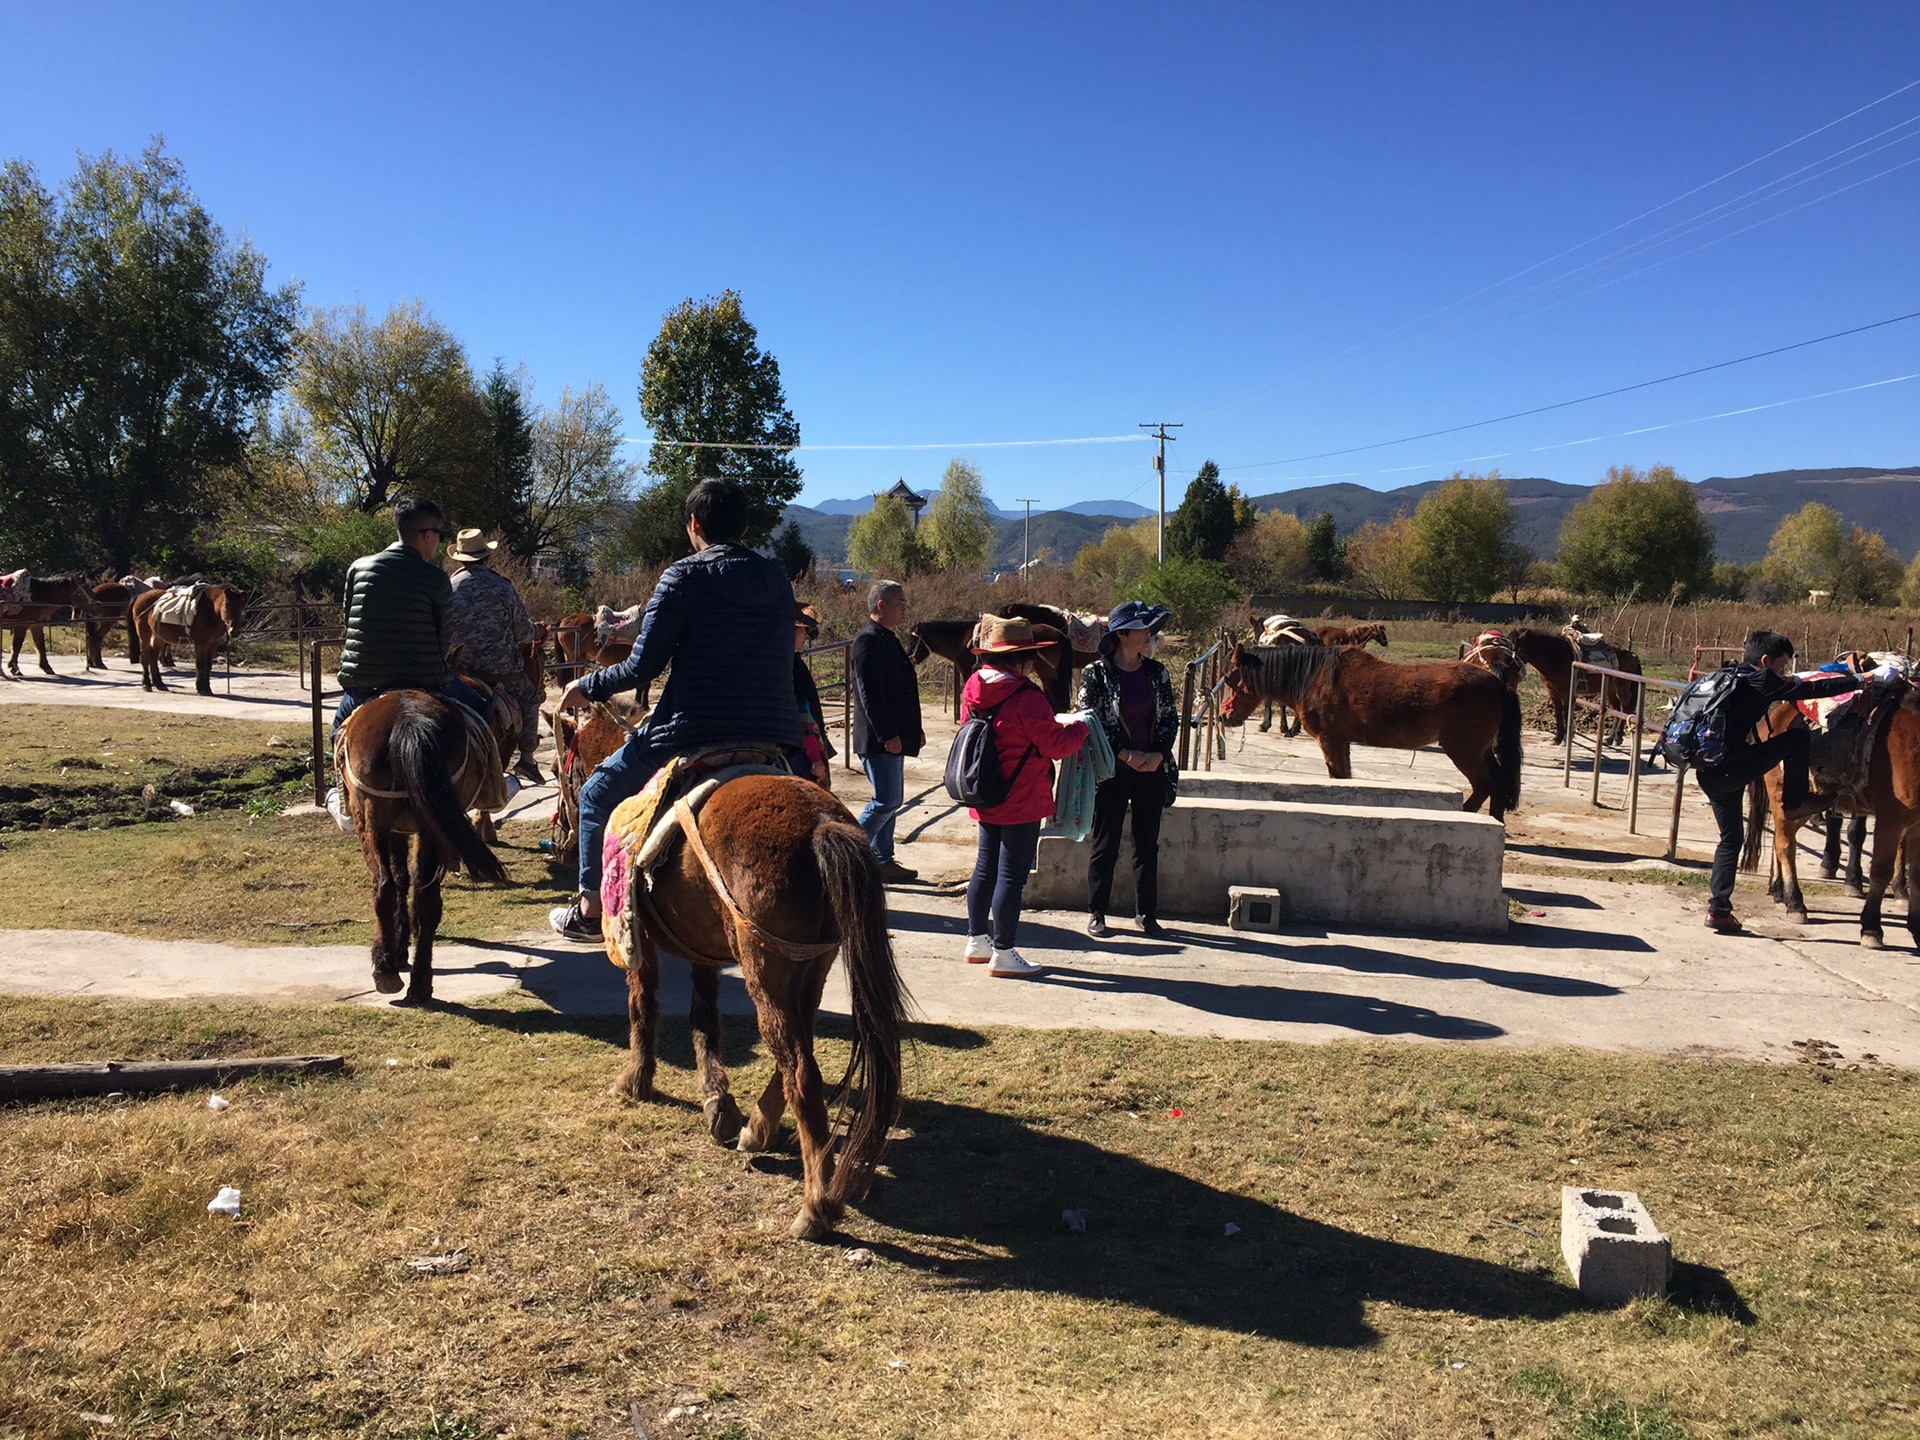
[959,615,1089,978]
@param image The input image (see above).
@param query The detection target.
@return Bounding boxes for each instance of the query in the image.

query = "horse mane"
[1239,642,1338,704]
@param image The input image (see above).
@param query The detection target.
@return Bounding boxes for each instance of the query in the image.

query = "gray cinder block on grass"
[1227,885,1285,932]
[1560,1187,1671,1304]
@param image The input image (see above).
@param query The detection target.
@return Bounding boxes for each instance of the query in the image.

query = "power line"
[630,432,1148,451]
[1222,307,1920,472]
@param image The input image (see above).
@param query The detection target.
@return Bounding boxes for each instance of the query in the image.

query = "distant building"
[880,479,927,529]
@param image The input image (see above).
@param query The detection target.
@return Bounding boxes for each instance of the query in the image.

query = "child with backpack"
[1688,630,1861,933]
[955,615,1090,978]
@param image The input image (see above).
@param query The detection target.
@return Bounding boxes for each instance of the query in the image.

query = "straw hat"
[970,613,1053,655]
[449,528,499,563]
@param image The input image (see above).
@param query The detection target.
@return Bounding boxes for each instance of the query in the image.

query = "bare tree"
[526,382,634,566]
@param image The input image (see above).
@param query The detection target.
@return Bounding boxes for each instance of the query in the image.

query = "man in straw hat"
[448,528,544,784]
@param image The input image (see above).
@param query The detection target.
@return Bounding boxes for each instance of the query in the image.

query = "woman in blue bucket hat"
[1076,601,1179,938]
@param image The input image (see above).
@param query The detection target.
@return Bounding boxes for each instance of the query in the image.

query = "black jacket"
[1713,664,1861,763]
[579,543,801,754]
[850,619,924,757]
[1076,656,1179,757]
[337,543,452,691]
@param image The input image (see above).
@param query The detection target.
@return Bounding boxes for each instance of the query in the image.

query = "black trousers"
[1087,766,1167,920]
[1697,729,1812,916]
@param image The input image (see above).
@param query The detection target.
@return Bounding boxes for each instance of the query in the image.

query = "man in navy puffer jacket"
[549,479,802,943]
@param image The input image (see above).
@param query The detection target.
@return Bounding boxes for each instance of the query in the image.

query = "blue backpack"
[1657,664,1751,768]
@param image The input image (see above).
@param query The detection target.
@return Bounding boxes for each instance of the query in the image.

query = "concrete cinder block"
[1560,1187,1672,1304]
[1228,885,1285,931]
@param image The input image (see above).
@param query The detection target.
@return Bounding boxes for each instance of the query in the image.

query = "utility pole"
[1139,422,1182,563]
[1015,498,1038,590]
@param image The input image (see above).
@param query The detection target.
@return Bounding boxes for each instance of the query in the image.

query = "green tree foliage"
[1226,482,1261,533]
[291,299,488,515]
[473,362,536,547]
[1344,516,1424,599]
[1555,464,1715,599]
[1834,525,1902,606]
[624,290,801,566]
[1225,510,1315,596]
[772,520,815,582]
[1137,557,1243,632]
[0,143,299,572]
[1760,502,1845,603]
[1070,518,1156,596]
[1409,472,1518,602]
[846,495,932,577]
[1166,460,1239,563]
[1898,553,1920,610]
[1305,511,1347,582]
[922,458,995,572]
[525,382,634,571]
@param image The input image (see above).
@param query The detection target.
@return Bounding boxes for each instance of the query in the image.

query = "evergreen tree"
[1305,511,1347,582]
[773,520,815,582]
[1166,460,1238,563]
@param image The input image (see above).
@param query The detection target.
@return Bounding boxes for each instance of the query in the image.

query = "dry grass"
[1,997,1915,1439]
[0,706,310,792]
[0,811,571,944]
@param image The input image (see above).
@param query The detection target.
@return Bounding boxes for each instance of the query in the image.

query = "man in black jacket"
[1695,630,1861,933]
[548,479,801,944]
[850,579,925,883]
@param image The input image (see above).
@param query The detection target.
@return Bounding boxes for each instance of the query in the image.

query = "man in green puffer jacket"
[333,497,487,731]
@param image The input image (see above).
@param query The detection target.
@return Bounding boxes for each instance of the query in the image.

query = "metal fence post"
[1179,662,1197,771]
[310,639,325,806]
[1562,667,1577,787]
[1627,679,1645,834]
[1589,672,1607,806]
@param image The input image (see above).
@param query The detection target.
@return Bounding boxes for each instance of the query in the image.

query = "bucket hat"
[1099,600,1174,654]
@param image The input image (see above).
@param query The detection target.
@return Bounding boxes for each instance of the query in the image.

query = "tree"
[1344,516,1424,599]
[626,290,801,566]
[1071,518,1156,595]
[291,300,488,514]
[524,382,634,568]
[1224,510,1315,596]
[1409,472,1518,603]
[846,495,931,576]
[922,457,994,572]
[1137,557,1243,631]
[1760,502,1845,603]
[1835,525,1902,606]
[1898,553,1920,610]
[1226,482,1261,533]
[472,362,536,546]
[1305,511,1347,582]
[0,143,299,572]
[1166,460,1239,563]
[772,520,815,582]
[1555,464,1715,599]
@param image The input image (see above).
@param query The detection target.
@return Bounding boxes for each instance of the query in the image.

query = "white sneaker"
[963,934,993,963]
[324,786,353,834]
[988,948,1045,979]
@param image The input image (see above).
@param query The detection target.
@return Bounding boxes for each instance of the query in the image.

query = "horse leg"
[1860,811,1901,948]
[32,626,52,676]
[1820,816,1842,879]
[7,627,22,678]
[365,828,406,994]
[1848,814,1869,898]
[690,961,744,1145]
[401,839,441,1005]
[194,641,213,696]
[1316,734,1352,780]
[1446,743,1493,814]
[613,937,660,1101]
[742,954,839,1240]
[739,1069,789,1154]
[472,808,497,844]
[1259,698,1273,734]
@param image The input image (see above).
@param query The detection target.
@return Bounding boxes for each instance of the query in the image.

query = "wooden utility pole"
[1139,422,1182,563]
[1016,498,1038,589]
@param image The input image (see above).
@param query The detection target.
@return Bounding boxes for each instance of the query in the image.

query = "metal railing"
[1178,637,1230,772]
[1561,659,1691,858]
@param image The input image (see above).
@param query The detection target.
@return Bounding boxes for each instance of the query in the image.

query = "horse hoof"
[372,969,403,994]
[788,1211,832,1242]
[1861,932,1884,950]
[1787,909,1809,925]
[611,1069,652,1103]
[1819,866,1837,880]
[704,1095,745,1147]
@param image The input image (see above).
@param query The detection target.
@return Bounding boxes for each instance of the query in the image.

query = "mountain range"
[781,466,1920,568]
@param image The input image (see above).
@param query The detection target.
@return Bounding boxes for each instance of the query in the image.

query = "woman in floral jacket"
[1076,601,1178,938]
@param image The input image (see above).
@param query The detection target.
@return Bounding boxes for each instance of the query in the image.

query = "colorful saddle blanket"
[1065,612,1108,655]
[593,603,644,646]
[1803,677,1907,805]
[600,745,792,970]
[0,569,24,617]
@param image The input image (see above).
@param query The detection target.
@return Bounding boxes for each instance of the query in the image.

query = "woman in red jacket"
[959,615,1090,979]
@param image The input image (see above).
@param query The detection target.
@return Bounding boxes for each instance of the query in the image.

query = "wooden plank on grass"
[0,1054,346,1102]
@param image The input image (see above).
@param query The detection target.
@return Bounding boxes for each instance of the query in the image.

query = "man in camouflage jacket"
[448,529,544,783]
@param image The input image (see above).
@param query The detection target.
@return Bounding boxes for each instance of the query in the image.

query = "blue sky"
[3,2,1917,512]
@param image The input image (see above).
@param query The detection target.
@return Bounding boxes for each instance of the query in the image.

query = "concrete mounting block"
[1228,885,1286,932]
[1560,1187,1672,1304]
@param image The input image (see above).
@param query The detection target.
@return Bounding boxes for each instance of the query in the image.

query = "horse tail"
[1492,685,1523,818]
[1738,776,1769,874]
[389,695,510,884]
[813,820,908,1210]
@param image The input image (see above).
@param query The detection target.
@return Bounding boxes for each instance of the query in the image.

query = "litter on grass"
[206,1186,241,1217]
[407,1248,471,1275]
[207,1094,229,1111]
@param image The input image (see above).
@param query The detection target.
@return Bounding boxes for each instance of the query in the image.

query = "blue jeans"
[967,819,1042,949]
[859,752,906,861]
[577,729,671,899]
[334,678,488,734]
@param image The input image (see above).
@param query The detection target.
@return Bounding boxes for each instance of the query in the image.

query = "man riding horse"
[448,528,545,784]
[548,478,803,945]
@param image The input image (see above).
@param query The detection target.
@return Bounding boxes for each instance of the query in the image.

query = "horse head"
[1218,644,1255,727]
[904,625,930,665]
[1370,624,1389,648]
[213,584,246,635]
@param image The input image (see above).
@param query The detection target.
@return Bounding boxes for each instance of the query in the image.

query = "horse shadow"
[860,1098,1582,1346]
[1218,934,1628,993]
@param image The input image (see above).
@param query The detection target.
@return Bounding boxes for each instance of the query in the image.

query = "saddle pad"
[153,584,203,629]
[594,603,644,643]
[0,569,24,604]
[1259,615,1316,647]
[1066,613,1107,653]
[600,757,790,970]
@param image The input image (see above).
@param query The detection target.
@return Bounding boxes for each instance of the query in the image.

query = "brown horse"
[132,584,245,695]
[553,609,637,680]
[610,773,908,1240]
[2,574,93,678]
[1317,622,1389,649]
[1740,686,1920,946]
[1457,629,1525,692]
[907,616,1072,714]
[548,696,642,864]
[1219,643,1523,818]
[334,691,511,1003]
[85,579,155,669]
[1509,627,1642,744]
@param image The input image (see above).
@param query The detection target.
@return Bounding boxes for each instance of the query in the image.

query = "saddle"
[1562,626,1617,671]
[1259,614,1316,647]
[1806,678,1908,807]
[334,697,512,832]
[600,744,794,971]
[153,582,205,630]
[593,603,644,646]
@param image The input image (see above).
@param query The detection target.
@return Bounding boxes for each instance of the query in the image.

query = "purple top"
[1116,662,1155,751]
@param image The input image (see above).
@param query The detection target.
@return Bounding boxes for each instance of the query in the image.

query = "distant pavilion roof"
[880,480,927,512]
